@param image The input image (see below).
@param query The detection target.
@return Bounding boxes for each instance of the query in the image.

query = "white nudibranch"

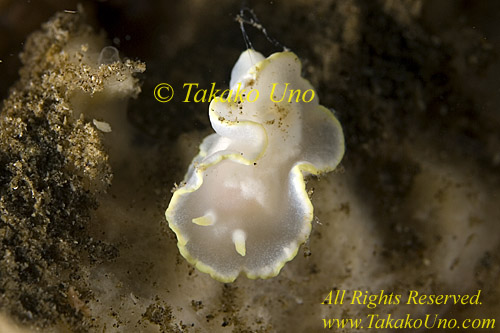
[166,49,344,282]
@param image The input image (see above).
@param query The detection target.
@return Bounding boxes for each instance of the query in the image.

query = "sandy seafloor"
[0,0,499,332]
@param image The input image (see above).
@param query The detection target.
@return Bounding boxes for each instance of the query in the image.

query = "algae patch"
[0,10,144,329]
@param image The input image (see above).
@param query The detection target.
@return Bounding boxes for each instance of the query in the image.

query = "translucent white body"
[166,50,344,282]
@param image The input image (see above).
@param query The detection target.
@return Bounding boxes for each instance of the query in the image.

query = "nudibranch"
[166,49,344,282]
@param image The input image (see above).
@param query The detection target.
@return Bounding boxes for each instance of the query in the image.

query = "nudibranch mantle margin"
[166,49,344,282]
